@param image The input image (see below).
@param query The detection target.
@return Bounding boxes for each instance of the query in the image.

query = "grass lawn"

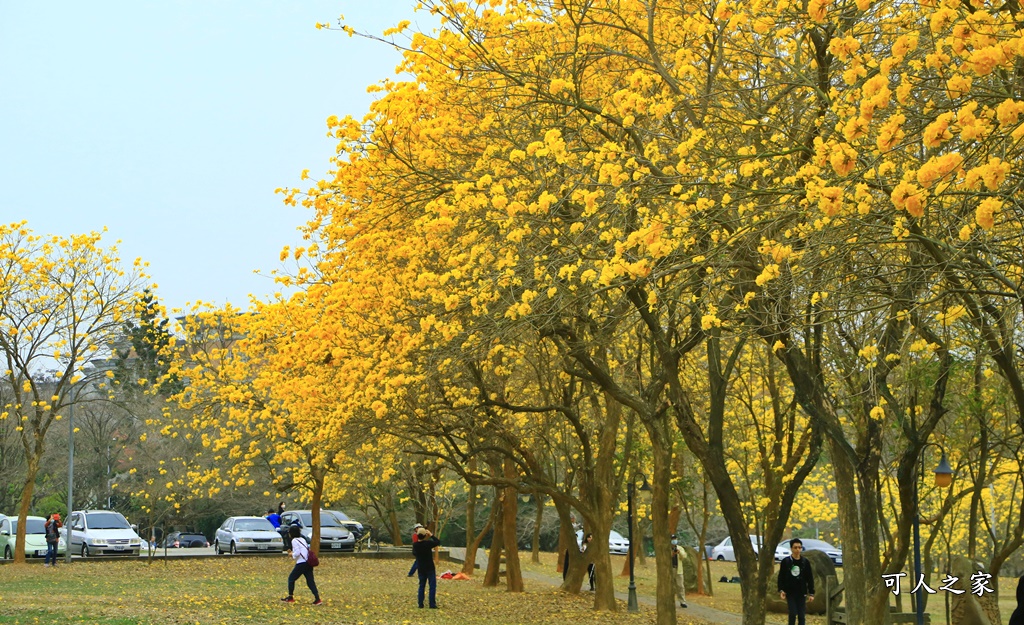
[519,551,1022,625]
[0,556,701,625]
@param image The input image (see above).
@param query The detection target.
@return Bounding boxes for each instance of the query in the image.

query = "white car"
[775,538,843,566]
[575,529,631,555]
[214,516,284,554]
[62,510,142,557]
[711,535,765,561]
[0,514,67,559]
[608,530,630,555]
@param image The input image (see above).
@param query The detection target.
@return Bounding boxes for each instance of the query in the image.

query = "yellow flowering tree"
[0,222,149,562]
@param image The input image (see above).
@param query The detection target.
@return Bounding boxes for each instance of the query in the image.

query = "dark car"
[279,510,355,552]
[161,532,209,548]
[325,510,365,540]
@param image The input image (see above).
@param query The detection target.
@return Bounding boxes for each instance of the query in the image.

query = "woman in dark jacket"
[412,527,441,608]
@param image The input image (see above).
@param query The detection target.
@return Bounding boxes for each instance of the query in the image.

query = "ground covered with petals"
[0,556,700,624]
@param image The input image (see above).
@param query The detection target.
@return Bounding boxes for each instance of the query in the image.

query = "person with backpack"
[281,525,321,605]
[43,513,62,567]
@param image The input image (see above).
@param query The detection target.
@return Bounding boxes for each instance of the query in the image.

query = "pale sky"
[0,1,426,312]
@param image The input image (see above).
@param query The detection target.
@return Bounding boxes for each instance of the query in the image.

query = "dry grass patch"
[0,556,702,625]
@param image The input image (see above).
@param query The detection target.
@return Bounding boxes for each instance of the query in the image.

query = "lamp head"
[934,451,953,488]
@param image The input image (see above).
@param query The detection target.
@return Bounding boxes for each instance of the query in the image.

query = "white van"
[62,510,142,557]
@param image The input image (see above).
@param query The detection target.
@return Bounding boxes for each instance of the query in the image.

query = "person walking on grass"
[778,538,814,625]
[43,513,61,567]
[412,526,441,609]
[281,525,321,606]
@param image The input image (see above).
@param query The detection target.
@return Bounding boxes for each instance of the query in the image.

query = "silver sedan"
[213,516,284,554]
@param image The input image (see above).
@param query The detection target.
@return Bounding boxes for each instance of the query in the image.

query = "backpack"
[299,539,319,567]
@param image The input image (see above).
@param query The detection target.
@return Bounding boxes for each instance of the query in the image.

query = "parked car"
[703,542,717,560]
[608,530,630,555]
[325,510,364,540]
[280,510,355,552]
[0,514,67,559]
[160,531,209,548]
[775,538,843,566]
[575,529,631,555]
[214,516,284,554]
[710,535,765,561]
[62,510,142,557]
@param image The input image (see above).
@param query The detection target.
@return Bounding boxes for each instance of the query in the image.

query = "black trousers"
[786,593,807,625]
[288,562,319,599]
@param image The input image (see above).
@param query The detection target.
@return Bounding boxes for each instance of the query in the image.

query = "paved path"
[446,547,743,625]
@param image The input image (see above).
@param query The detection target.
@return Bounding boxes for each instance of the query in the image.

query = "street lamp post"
[627,473,651,613]
[914,444,954,625]
[65,384,77,564]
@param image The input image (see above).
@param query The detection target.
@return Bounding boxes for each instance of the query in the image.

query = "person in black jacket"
[412,527,441,609]
[778,538,815,625]
[1009,574,1024,625]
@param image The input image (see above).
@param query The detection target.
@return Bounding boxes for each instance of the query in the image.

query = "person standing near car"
[412,527,440,608]
[266,508,281,529]
[43,513,61,567]
[778,538,814,625]
[281,525,321,605]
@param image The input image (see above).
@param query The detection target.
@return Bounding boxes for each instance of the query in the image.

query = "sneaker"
[680,602,688,608]
[312,599,322,606]
[281,597,295,603]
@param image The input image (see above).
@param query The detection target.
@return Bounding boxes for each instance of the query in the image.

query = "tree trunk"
[310,473,324,555]
[466,466,476,549]
[13,456,40,563]
[463,514,494,576]
[647,425,679,625]
[389,507,403,546]
[483,488,504,587]
[586,506,616,610]
[531,493,544,564]
[460,466,479,575]
[554,499,580,585]
[502,459,524,592]
[829,435,869,625]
